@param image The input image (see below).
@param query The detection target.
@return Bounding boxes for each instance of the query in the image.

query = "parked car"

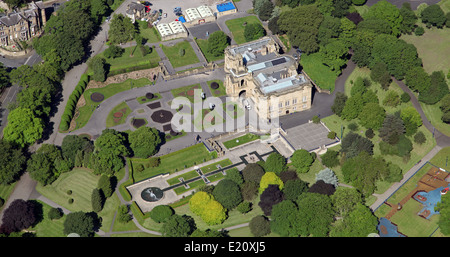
[105,16,111,22]
[163,13,167,18]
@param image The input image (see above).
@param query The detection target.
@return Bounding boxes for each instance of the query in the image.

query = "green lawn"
[96,46,161,75]
[225,15,263,44]
[195,38,225,63]
[74,77,151,131]
[161,41,200,68]
[137,20,161,43]
[130,144,214,182]
[105,101,131,128]
[400,27,450,75]
[222,133,260,149]
[36,168,99,212]
[170,83,202,103]
[207,79,227,97]
[300,52,338,92]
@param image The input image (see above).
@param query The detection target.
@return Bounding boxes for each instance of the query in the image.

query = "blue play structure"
[178,16,186,23]
[413,185,449,219]
[377,218,406,237]
[216,1,236,12]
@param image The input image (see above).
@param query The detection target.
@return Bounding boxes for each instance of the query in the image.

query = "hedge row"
[106,62,159,77]
[59,74,90,131]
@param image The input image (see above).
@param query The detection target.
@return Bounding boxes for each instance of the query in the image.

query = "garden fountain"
[140,187,164,202]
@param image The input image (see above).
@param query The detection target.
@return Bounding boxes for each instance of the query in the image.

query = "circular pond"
[141,187,164,202]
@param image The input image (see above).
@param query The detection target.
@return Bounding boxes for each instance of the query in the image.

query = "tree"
[290,149,314,173]
[340,132,374,159]
[128,127,161,158]
[400,106,422,136]
[90,0,108,24]
[379,113,405,145]
[63,211,97,237]
[308,180,336,195]
[212,179,243,210]
[405,66,430,93]
[341,151,389,197]
[370,62,391,90]
[319,39,349,72]
[400,3,418,34]
[241,181,259,201]
[249,215,271,237]
[225,168,244,185]
[28,152,58,186]
[108,14,135,44]
[117,205,132,223]
[257,0,274,21]
[268,16,280,35]
[103,45,125,59]
[440,94,450,124]
[339,17,356,47]
[421,4,446,28]
[331,187,363,217]
[149,205,174,223]
[383,90,400,107]
[97,174,114,198]
[94,129,130,157]
[61,135,93,162]
[315,168,339,188]
[320,150,340,168]
[370,34,422,80]
[91,188,105,212]
[358,103,386,130]
[259,172,284,193]
[207,31,229,57]
[414,131,427,145]
[0,139,27,185]
[352,0,366,5]
[270,200,301,236]
[88,56,107,82]
[283,179,309,201]
[244,23,266,42]
[331,0,352,18]
[241,163,265,185]
[0,200,38,235]
[296,192,335,237]
[364,0,403,36]
[0,63,10,90]
[317,16,342,47]
[340,93,365,120]
[436,193,450,235]
[330,203,378,237]
[161,214,195,237]
[419,70,449,105]
[331,92,347,116]
[48,207,64,220]
[258,185,284,216]
[3,107,44,147]
[278,5,323,54]
[189,192,227,225]
[264,152,287,175]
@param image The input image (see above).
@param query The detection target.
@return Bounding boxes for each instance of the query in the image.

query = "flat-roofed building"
[183,5,215,28]
[224,36,313,119]
[156,21,188,41]
[216,1,237,17]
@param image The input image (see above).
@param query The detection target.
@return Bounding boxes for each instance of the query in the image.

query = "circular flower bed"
[90,92,104,102]
[113,112,123,118]
[146,92,154,99]
[187,89,195,96]
[151,110,173,124]
[210,82,219,90]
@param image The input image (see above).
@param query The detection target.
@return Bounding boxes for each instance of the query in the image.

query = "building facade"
[0,1,46,47]
[125,1,149,23]
[224,36,313,120]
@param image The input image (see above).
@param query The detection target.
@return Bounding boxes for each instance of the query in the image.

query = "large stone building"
[0,1,46,47]
[224,36,313,120]
[125,1,149,23]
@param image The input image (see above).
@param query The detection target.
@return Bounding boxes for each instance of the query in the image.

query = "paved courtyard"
[187,22,222,40]
[282,122,338,151]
